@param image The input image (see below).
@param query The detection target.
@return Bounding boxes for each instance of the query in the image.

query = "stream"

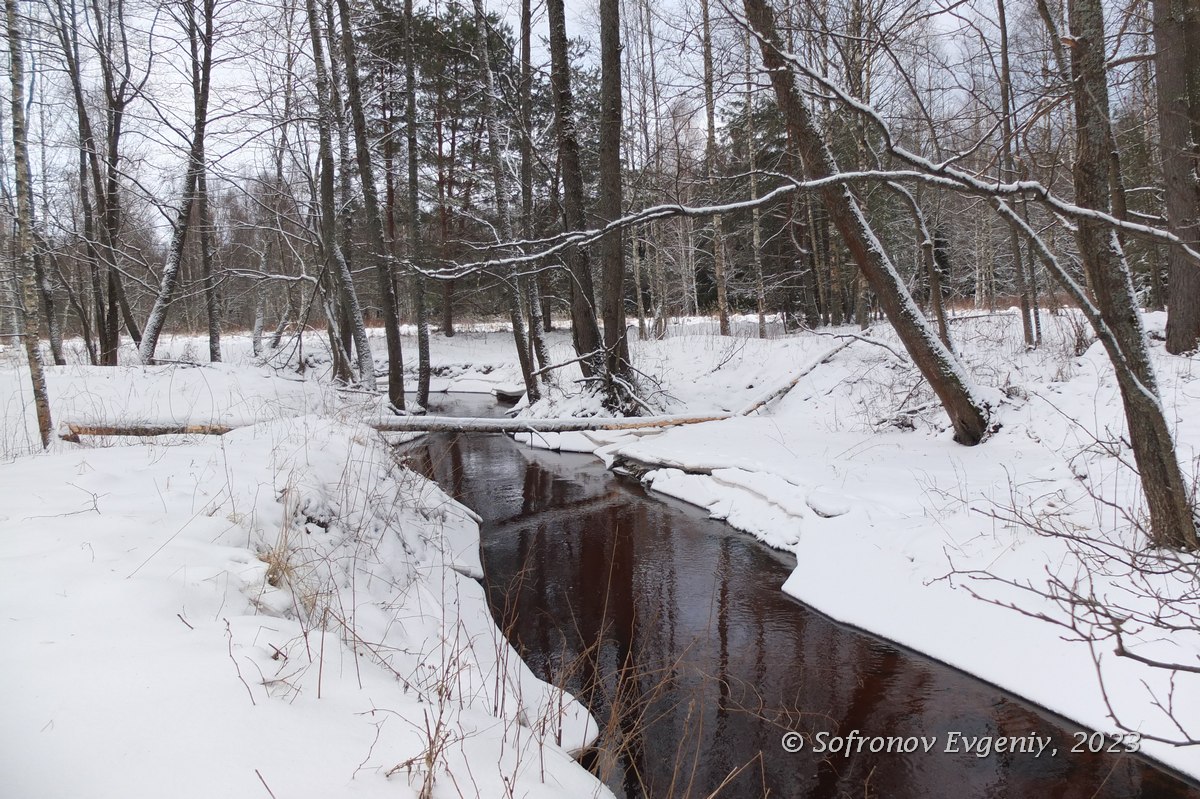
[401,393,1200,799]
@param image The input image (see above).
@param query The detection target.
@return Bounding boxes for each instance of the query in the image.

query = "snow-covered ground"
[516,311,1200,781]
[3,311,1199,791]
[0,331,607,798]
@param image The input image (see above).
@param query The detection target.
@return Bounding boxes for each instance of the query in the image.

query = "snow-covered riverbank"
[513,313,1200,783]
[3,312,1199,790]
[0,334,608,799]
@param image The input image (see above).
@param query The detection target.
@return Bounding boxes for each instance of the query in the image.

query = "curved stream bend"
[401,393,1200,799]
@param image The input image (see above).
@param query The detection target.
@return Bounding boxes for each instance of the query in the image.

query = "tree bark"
[743,0,990,444]
[519,0,552,374]
[745,32,766,339]
[336,0,405,409]
[471,0,540,403]
[1155,0,1200,354]
[1066,0,1198,549]
[404,0,431,406]
[6,0,52,447]
[139,0,215,364]
[997,0,1035,347]
[701,0,730,336]
[547,0,603,378]
[598,0,632,393]
[304,0,375,388]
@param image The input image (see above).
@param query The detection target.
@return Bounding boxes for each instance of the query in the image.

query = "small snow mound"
[806,490,850,518]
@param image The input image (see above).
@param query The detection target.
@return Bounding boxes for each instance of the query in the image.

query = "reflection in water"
[402,394,1200,799]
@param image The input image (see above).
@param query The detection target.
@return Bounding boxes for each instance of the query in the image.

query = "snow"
[3,310,1200,789]
[0,332,608,798]
[514,312,1200,781]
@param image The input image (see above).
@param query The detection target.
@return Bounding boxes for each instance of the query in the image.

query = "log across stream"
[401,393,1200,799]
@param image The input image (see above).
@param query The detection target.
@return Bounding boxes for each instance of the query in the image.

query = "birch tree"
[5,0,52,447]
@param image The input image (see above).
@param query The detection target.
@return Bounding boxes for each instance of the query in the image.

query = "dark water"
[402,393,1200,799]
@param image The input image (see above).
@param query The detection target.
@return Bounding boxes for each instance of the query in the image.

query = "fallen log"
[59,423,236,442]
[734,339,855,416]
[59,413,733,440]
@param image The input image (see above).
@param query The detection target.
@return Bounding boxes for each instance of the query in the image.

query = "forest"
[2,0,1200,794]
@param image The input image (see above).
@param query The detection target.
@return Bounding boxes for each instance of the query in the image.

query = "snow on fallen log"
[59,413,734,440]
[734,339,856,416]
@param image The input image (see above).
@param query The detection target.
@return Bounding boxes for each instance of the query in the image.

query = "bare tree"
[138,0,216,364]
[547,0,603,379]
[6,0,52,447]
[335,0,405,409]
[702,0,730,336]
[1063,0,1198,549]
[741,0,992,445]
[403,0,430,407]
[471,0,539,402]
[304,0,375,388]
[597,0,632,393]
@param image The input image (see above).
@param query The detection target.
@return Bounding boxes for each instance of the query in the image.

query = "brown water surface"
[402,393,1200,799]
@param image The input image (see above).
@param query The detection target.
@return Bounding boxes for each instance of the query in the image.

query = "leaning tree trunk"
[1065,0,1198,549]
[743,0,990,445]
[139,0,214,365]
[6,0,52,447]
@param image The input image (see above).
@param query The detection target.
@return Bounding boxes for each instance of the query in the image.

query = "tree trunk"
[1066,0,1198,549]
[547,0,603,378]
[997,0,1035,347]
[743,0,990,445]
[890,184,951,350]
[305,0,375,389]
[702,0,730,336]
[198,164,220,362]
[598,0,632,395]
[251,244,268,357]
[6,0,52,447]
[404,0,431,406]
[519,0,552,374]
[472,0,540,403]
[1155,0,1200,354]
[746,33,767,339]
[336,0,405,409]
[139,0,215,364]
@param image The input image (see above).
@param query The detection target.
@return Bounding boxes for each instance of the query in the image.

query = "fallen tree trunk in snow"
[59,414,733,440]
[735,340,855,416]
[59,423,237,442]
